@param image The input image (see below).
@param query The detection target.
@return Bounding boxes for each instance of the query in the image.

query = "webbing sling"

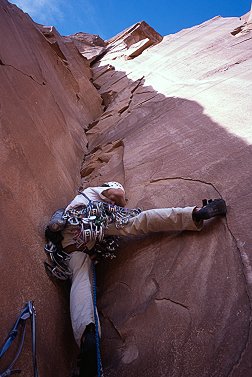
[0,301,38,377]
[78,190,92,204]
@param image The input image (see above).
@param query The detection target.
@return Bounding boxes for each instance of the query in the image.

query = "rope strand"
[92,262,104,377]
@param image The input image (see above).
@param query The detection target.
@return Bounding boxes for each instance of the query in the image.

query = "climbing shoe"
[78,323,97,377]
[193,199,227,221]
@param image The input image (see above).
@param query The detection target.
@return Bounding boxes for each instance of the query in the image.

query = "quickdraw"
[0,301,38,377]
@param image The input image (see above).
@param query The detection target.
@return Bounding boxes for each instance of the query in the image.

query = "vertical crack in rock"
[80,139,124,181]
[225,223,252,377]
[118,76,144,115]
[53,13,252,375]
[121,141,127,190]
[150,176,252,375]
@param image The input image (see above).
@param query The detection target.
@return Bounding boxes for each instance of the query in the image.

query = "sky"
[10,0,251,40]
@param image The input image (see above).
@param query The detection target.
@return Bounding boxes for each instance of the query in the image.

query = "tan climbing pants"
[105,206,202,236]
[68,252,95,347]
[67,206,202,346]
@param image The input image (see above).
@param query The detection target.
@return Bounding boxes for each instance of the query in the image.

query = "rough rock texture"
[231,5,252,36]
[1,1,252,377]
[0,0,102,376]
[65,32,107,62]
[81,13,252,377]
[105,21,163,60]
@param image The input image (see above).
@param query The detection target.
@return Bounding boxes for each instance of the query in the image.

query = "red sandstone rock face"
[1,1,252,377]
[0,0,102,375]
[83,11,252,377]
[65,32,107,62]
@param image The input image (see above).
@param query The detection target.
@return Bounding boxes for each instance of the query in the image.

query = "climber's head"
[101,181,126,207]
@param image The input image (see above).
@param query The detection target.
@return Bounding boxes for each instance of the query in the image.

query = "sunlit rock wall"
[77,13,252,377]
[1,0,252,376]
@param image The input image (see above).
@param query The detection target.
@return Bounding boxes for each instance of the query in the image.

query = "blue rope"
[92,262,104,377]
[0,301,38,377]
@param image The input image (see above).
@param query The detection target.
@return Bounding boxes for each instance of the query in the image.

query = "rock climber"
[60,181,227,377]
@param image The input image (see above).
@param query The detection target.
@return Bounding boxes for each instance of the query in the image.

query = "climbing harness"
[43,191,140,375]
[92,262,104,377]
[0,301,38,377]
[62,191,141,252]
[44,192,141,280]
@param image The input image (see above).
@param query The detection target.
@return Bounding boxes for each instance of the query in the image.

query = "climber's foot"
[79,323,97,377]
[193,199,227,221]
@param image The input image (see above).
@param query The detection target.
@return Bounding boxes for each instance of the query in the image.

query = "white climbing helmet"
[103,181,125,192]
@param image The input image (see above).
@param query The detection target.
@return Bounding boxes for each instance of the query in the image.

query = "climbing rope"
[92,262,104,377]
[0,301,38,377]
